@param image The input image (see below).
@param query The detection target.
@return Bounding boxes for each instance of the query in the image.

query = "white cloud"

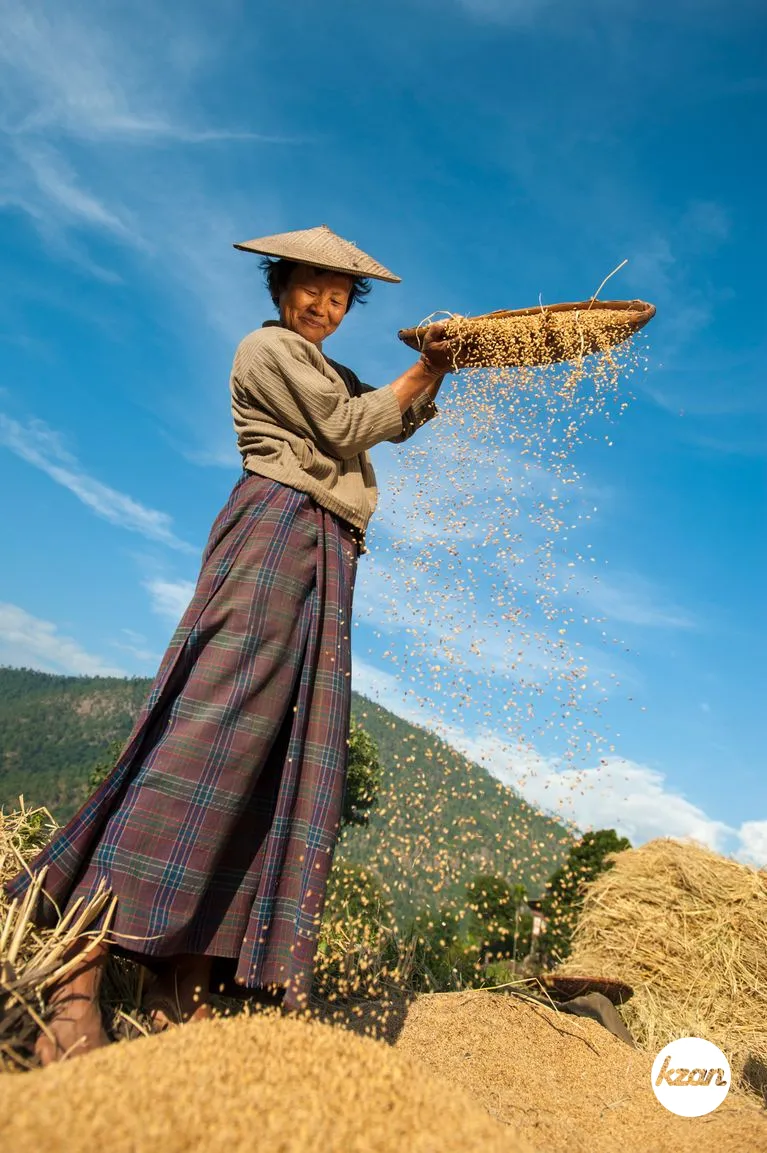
[352,653,434,730]
[0,602,125,676]
[0,413,195,552]
[143,577,196,622]
[4,141,142,245]
[353,654,767,865]
[509,754,731,848]
[565,567,695,630]
[111,628,160,665]
[443,729,767,865]
[737,821,767,868]
[0,0,295,345]
[0,1,284,144]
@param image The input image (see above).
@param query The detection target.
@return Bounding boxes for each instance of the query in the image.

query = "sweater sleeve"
[238,330,404,461]
[357,381,438,444]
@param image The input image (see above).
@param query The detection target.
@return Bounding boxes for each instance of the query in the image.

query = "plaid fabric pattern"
[6,473,358,1010]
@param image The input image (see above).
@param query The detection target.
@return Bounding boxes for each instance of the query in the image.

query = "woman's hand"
[388,322,457,414]
[419,322,459,376]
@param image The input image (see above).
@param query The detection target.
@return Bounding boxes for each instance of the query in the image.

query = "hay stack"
[557,838,767,1087]
[0,1011,527,1153]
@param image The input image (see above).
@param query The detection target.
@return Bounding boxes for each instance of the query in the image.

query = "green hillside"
[0,668,149,816]
[340,699,573,919]
[0,667,573,923]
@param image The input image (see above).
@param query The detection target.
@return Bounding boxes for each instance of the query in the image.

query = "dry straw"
[0,799,144,1071]
[557,838,767,1093]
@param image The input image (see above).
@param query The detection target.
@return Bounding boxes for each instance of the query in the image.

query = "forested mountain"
[0,667,573,922]
[0,668,149,815]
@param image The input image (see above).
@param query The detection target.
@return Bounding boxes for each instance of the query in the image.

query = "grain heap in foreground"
[557,838,767,1094]
[3,991,766,1153]
[0,1011,527,1153]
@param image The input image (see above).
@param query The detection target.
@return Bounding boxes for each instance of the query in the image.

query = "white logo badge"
[651,1037,731,1117]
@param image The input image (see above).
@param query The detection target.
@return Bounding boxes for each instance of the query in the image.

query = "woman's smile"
[279,265,353,344]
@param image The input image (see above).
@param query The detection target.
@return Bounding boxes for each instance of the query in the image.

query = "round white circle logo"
[651,1037,731,1117]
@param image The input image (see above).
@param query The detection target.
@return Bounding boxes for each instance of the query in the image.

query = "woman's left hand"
[419,322,459,375]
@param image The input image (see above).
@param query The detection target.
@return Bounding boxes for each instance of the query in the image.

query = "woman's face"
[279,265,353,345]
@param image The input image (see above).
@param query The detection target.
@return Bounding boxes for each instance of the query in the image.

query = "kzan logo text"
[655,1057,728,1089]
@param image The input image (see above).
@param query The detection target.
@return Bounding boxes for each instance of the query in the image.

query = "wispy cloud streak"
[0,601,126,676]
[143,577,196,621]
[0,413,195,552]
[0,2,287,144]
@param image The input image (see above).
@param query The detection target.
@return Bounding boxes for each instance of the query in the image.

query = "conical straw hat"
[233,224,401,283]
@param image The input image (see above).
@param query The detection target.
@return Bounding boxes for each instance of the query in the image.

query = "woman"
[6,224,456,1064]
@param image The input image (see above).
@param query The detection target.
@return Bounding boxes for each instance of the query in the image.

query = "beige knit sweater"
[230,323,438,534]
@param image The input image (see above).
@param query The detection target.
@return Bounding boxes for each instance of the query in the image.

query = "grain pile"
[557,838,767,1091]
[445,308,627,369]
[0,1010,528,1153]
[390,991,767,1153]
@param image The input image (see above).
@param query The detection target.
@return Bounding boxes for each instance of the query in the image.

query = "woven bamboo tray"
[536,973,635,1006]
[398,299,656,369]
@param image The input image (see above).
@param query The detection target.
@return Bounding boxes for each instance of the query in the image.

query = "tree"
[465,874,532,962]
[87,737,126,792]
[408,902,481,991]
[541,828,631,964]
[323,860,394,933]
[342,722,382,827]
[85,721,383,828]
[465,873,517,944]
[316,860,396,999]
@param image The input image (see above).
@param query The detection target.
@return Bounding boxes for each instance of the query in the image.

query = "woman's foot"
[36,942,110,1066]
[144,955,213,1032]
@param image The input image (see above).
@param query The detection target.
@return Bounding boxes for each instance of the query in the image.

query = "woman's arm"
[358,370,443,445]
[376,324,451,441]
[389,359,444,413]
[235,324,455,461]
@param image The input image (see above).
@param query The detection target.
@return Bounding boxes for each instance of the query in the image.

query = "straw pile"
[0,1011,528,1153]
[0,801,146,1071]
[556,838,767,1092]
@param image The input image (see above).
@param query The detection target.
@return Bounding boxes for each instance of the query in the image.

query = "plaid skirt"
[6,473,359,1010]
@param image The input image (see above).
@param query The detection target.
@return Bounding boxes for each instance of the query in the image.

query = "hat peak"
[232,223,401,284]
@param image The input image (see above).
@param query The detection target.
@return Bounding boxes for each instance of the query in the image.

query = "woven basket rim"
[398,298,656,348]
[539,973,635,1005]
[464,298,655,322]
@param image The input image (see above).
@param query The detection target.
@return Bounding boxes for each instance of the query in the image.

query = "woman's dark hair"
[260,257,371,313]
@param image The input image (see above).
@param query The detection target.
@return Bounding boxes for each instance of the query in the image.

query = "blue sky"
[1,0,765,862]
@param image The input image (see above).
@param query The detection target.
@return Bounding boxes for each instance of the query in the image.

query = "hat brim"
[233,241,401,284]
